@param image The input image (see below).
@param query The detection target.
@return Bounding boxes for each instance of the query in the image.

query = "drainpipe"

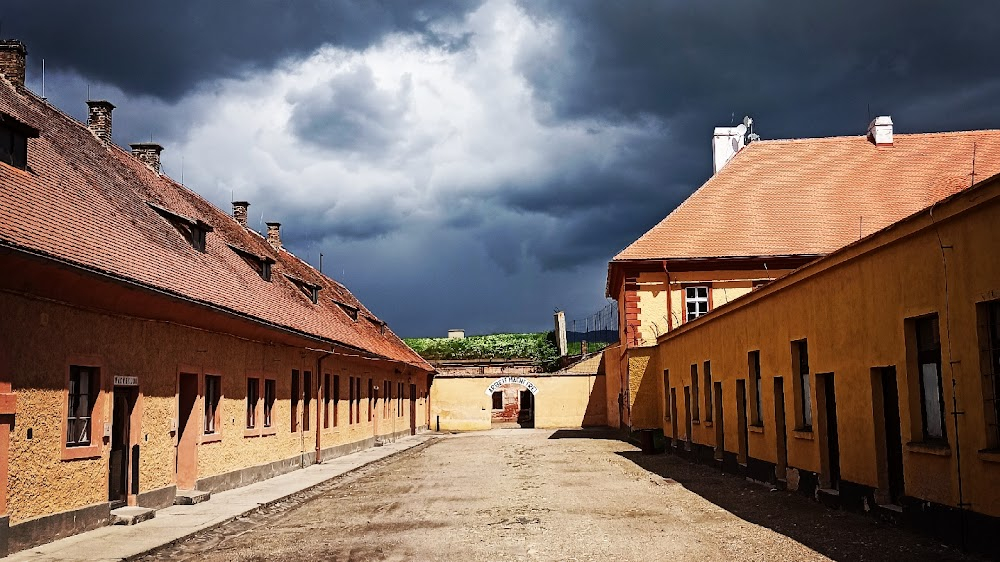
[663,261,673,332]
[315,350,333,464]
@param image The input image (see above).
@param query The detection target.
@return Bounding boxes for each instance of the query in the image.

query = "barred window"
[67,366,98,446]
[685,286,709,321]
[981,301,1000,448]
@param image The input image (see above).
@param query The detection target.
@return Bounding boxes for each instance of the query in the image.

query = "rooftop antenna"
[867,103,871,123]
[180,155,184,185]
[319,252,324,273]
[971,142,978,187]
[41,58,45,99]
[87,84,91,100]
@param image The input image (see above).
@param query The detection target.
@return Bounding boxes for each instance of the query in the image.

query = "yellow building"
[0,40,432,555]
[655,169,1000,550]
[431,354,607,432]
[608,117,1000,432]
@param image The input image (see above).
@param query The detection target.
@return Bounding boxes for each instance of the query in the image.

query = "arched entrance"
[485,377,538,429]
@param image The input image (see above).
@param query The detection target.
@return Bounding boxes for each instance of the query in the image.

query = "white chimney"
[868,115,893,147]
[712,122,747,174]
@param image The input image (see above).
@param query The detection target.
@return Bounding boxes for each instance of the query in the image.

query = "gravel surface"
[139,429,979,562]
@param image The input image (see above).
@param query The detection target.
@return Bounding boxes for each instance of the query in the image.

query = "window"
[0,112,39,170]
[384,380,390,418]
[980,301,1000,449]
[398,382,404,416]
[685,286,709,321]
[246,378,259,429]
[263,379,276,428]
[749,351,762,426]
[663,370,670,421]
[793,340,812,428]
[333,375,340,427]
[323,374,331,429]
[492,391,503,410]
[285,274,320,304]
[302,371,312,432]
[704,361,713,422]
[355,377,362,422]
[691,364,700,421]
[228,244,274,281]
[916,315,945,441]
[291,369,300,431]
[147,202,213,252]
[204,375,221,434]
[67,366,98,446]
[334,300,359,321]
[368,379,373,422]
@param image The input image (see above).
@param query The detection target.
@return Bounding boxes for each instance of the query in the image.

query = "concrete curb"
[7,433,440,562]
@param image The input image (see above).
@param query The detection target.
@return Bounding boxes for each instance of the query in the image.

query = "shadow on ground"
[547,427,626,440]
[616,450,981,562]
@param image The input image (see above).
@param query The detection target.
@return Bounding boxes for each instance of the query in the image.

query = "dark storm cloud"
[5,0,479,100]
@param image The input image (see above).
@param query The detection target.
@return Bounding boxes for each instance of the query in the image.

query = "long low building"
[0,40,434,555]
[654,166,1000,549]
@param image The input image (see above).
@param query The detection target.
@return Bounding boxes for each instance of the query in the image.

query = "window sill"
[792,429,814,441]
[692,419,700,425]
[906,441,950,457]
[201,433,223,444]
[977,449,1000,463]
[62,443,102,461]
[261,427,277,437]
[703,420,713,427]
[749,424,764,434]
[243,428,260,438]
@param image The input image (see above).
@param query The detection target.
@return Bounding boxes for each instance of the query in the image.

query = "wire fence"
[566,302,619,355]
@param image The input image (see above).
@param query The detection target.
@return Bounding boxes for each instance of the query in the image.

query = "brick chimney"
[87,100,115,143]
[129,142,163,173]
[232,201,250,227]
[0,40,27,88]
[867,115,893,147]
[266,222,282,250]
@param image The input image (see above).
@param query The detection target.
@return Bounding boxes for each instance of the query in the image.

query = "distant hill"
[403,332,558,367]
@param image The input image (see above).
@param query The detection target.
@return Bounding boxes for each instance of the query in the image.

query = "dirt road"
[140,429,975,562]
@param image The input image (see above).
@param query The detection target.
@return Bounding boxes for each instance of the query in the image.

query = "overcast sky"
[8,1,1000,337]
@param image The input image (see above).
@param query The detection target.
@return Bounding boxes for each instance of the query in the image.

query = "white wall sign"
[484,376,538,396]
[114,375,139,386]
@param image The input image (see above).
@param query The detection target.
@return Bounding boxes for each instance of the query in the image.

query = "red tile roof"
[615,130,1000,261]
[0,79,432,372]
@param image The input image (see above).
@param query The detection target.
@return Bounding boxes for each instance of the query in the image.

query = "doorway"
[683,386,693,451]
[774,377,788,482]
[736,379,748,466]
[176,372,199,491]
[713,381,724,461]
[817,373,841,489]
[409,384,417,435]
[669,388,678,448]
[518,390,535,428]
[109,386,137,506]
[875,367,905,504]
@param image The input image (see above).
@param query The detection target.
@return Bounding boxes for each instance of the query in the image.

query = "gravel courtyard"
[140,429,976,562]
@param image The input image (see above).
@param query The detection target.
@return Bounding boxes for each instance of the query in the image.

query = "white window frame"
[685,286,710,322]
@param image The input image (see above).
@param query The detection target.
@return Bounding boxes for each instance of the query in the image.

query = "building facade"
[655,172,1000,549]
[0,40,433,554]
[608,117,1000,432]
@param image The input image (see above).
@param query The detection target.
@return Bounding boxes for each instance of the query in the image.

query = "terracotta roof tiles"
[615,130,1000,261]
[0,78,431,372]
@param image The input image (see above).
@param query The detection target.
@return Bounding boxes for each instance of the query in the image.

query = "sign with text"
[484,376,538,396]
[113,375,139,387]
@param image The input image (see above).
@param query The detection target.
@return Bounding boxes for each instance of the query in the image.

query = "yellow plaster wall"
[635,272,669,345]
[1,292,423,524]
[654,184,1000,516]
[627,346,660,429]
[431,374,607,431]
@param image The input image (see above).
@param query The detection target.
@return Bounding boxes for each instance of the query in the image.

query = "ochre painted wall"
[1,291,427,525]
[655,180,1000,517]
[627,347,660,429]
[431,375,607,432]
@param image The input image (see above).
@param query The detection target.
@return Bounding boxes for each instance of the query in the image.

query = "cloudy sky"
[8,1,1000,336]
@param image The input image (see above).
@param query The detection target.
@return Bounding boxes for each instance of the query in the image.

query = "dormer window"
[333,300,359,321]
[228,244,275,281]
[147,202,213,252]
[0,112,39,171]
[364,314,386,335]
[285,274,320,304]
